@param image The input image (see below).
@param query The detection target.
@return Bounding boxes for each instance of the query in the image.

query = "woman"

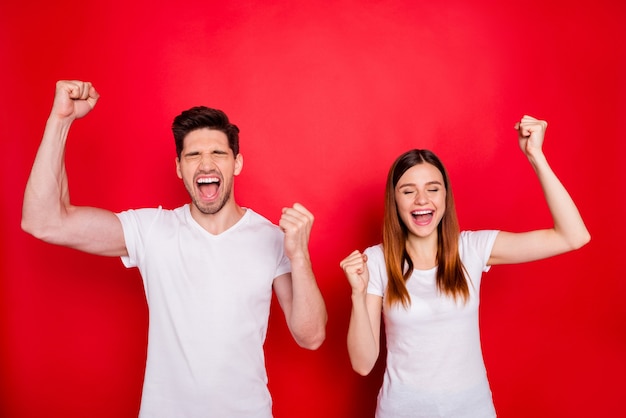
[340,115,590,417]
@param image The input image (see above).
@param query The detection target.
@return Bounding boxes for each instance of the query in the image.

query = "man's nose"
[199,153,215,169]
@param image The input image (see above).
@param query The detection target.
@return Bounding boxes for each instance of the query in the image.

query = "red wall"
[2,1,625,417]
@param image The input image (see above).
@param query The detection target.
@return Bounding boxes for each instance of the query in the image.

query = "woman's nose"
[414,191,427,205]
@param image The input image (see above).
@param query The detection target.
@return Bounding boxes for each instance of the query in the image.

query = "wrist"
[527,149,548,169]
[288,254,312,269]
[47,113,75,129]
[351,289,368,300]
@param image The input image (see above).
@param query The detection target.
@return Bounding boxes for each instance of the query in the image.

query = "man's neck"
[189,203,246,235]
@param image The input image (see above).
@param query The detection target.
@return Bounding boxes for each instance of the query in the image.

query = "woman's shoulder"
[364,243,383,256]
[459,230,499,259]
[363,243,385,268]
[460,230,499,243]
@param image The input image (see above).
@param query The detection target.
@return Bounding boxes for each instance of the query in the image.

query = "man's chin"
[193,197,227,215]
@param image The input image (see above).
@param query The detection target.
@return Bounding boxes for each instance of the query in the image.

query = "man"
[22,80,327,417]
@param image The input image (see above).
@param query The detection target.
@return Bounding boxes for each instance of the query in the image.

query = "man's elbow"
[21,216,45,240]
[294,324,326,350]
[21,215,60,244]
[289,307,328,350]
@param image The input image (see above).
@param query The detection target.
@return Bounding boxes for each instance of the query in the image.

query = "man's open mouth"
[197,176,221,199]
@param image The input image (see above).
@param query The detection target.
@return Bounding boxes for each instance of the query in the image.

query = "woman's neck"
[405,233,438,270]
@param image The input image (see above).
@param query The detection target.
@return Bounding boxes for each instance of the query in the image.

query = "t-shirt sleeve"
[268,221,291,279]
[460,230,499,273]
[276,250,292,278]
[115,207,162,268]
[364,245,386,297]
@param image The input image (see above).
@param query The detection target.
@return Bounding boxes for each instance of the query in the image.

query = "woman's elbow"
[571,230,591,250]
[351,360,375,376]
[348,348,378,376]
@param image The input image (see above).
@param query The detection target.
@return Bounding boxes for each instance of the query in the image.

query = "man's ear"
[176,157,182,179]
[234,153,243,176]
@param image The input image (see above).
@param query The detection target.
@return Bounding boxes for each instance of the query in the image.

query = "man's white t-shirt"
[365,230,499,418]
[116,205,291,418]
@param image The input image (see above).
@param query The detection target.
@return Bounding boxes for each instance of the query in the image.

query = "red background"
[2,1,625,417]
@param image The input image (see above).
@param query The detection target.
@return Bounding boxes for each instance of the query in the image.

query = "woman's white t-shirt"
[365,230,499,418]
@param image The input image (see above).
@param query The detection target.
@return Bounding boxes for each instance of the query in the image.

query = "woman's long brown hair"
[382,149,469,308]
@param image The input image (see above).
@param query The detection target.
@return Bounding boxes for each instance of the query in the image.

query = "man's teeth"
[197,178,219,184]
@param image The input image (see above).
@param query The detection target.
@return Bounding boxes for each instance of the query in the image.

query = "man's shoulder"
[242,208,283,234]
[117,204,188,225]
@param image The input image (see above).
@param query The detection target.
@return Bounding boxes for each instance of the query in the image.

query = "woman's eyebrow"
[398,180,443,188]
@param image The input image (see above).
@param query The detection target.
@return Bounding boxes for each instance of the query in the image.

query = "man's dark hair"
[172,106,240,159]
